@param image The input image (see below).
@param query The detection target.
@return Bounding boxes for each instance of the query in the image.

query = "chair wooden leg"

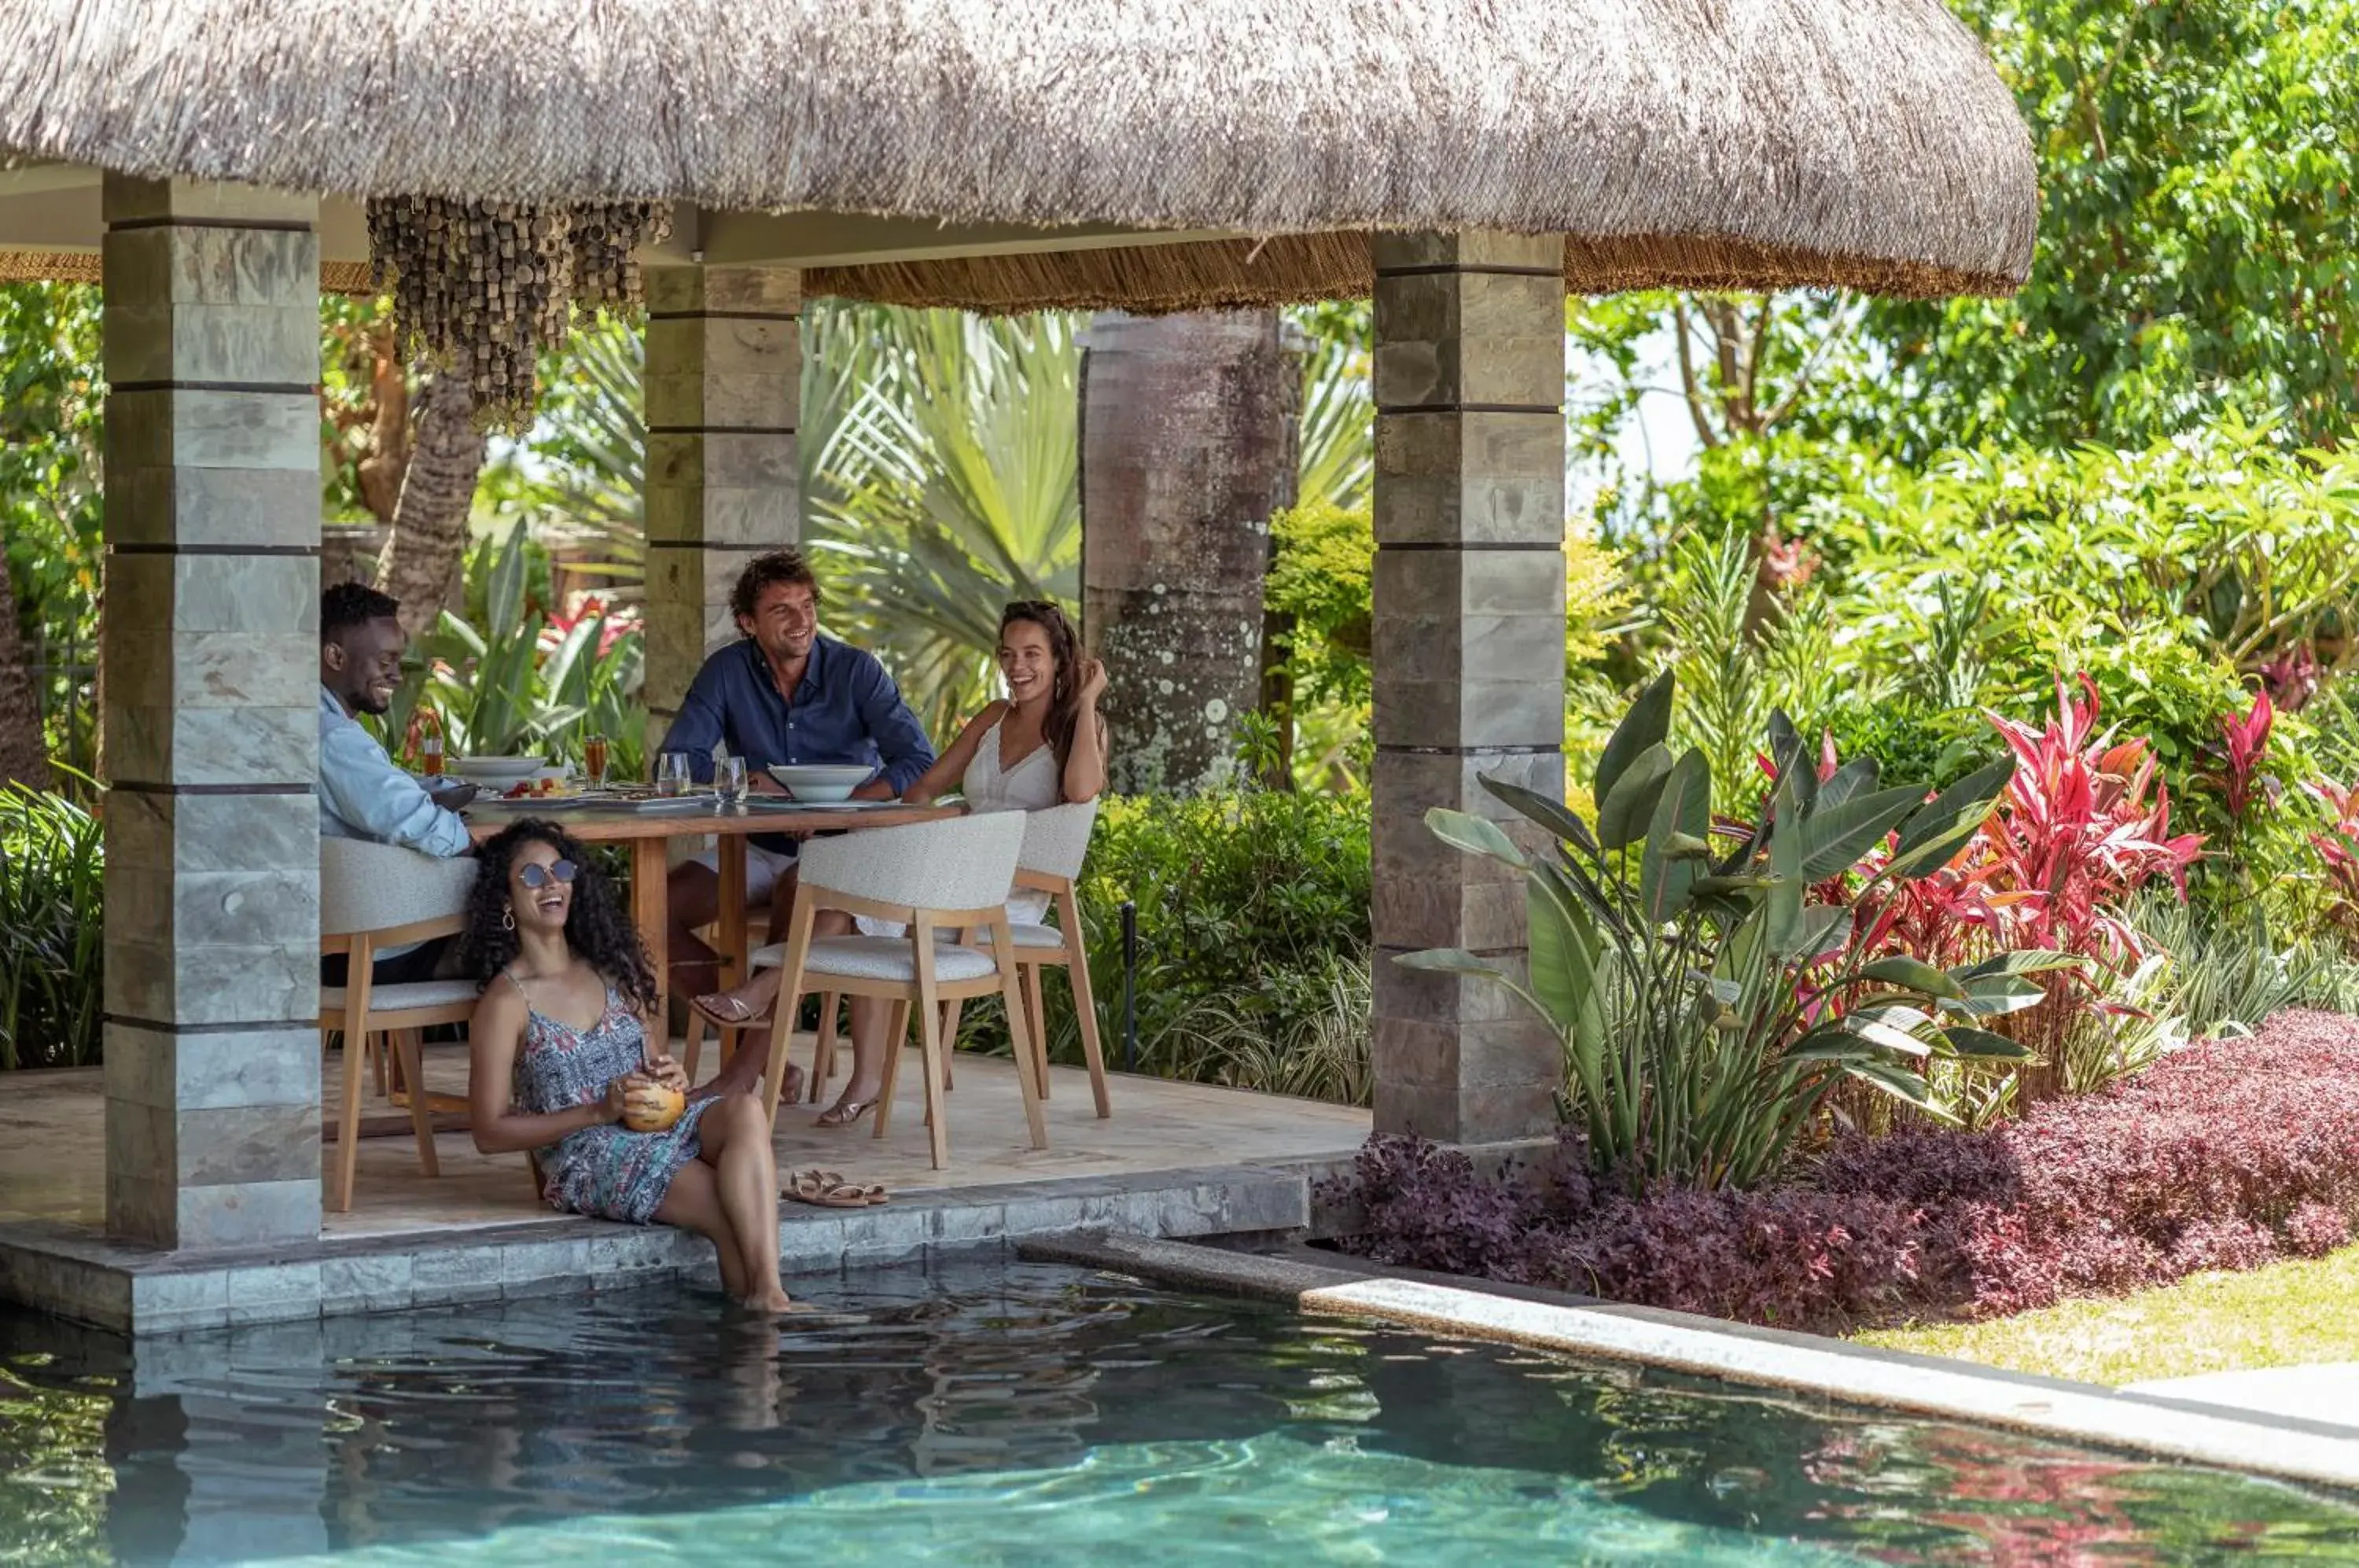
[812,991,841,1102]
[992,920,1048,1152]
[395,1030,440,1178]
[938,999,963,1091]
[333,1029,370,1214]
[873,999,913,1138]
[1061,893,1113,1118]
[1021,962,1052,1101]
[763,896,817,1127]
[911,949,951,1169]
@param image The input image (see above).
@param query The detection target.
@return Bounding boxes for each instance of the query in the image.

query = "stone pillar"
[641,266,801,753]
[98,176,323,1247]
[1368,232,1568,1143]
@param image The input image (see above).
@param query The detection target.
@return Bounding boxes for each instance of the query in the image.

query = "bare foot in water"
[743,1284,796,1314]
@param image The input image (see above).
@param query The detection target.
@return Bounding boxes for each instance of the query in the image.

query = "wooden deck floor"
[0,1038,1371,1242]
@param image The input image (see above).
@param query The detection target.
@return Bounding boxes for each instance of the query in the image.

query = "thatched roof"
[0,0,2037,308]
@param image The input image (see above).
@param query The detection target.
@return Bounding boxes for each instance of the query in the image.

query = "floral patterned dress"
[505,971,712,1224]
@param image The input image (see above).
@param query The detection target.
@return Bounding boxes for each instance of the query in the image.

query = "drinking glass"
[714,754,749,808]
[582,734,610,790]
[656,752,692,798]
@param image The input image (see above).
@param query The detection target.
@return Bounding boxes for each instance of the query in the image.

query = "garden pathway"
[2125,1364,2359,1433]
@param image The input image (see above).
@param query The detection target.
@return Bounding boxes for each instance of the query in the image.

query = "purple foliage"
[2287,1201,2352,1258]
[1328,1010,2359,1331]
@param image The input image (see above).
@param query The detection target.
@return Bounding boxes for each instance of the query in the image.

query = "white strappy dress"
[857,714,1059,937]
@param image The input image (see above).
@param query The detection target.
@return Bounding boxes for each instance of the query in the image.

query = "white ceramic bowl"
[765,764,875,803]
[451,756,546,786]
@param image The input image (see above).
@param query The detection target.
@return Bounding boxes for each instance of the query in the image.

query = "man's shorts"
[687,839,799,907]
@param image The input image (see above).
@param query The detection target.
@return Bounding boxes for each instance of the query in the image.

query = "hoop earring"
[502,907,516,933]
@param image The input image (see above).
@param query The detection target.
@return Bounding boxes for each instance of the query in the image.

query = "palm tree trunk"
[374,373,485,635]
[0,548,50,788]
[1080,311,1298,796]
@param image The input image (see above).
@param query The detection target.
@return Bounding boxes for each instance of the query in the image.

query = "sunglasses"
[517,859,578,889]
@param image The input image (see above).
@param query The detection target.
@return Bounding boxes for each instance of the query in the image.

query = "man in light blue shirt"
[318,582,475,984]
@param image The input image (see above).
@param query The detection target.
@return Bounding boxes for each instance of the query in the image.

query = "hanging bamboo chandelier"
[366,197,670,430]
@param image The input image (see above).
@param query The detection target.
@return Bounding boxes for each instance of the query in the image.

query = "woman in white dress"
[690,601,1108,1126]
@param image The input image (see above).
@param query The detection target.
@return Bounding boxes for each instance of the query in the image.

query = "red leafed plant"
[1972,675,2206,963]
[2208,687,2276,826]
[2305,777,2359,943]
[539,594,642,657]
[1814,678,2204,1096]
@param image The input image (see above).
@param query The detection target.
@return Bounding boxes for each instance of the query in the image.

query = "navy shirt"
[659,637,935,849]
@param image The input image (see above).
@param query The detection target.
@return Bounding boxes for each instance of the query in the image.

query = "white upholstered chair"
[318,837,480,1213]
[751,812,1036,1169]
[938,801,1110,1118]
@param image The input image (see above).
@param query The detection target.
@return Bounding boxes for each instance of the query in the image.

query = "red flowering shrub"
[1330,1010,2359,1331]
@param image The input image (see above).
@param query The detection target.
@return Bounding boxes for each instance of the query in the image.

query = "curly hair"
[322,580,400,642]
[1000,599,1085,788]
[460,819,658,1016]
[729,548,821,626]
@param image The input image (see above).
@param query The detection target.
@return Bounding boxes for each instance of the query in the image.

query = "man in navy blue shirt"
[660,549,934,1017]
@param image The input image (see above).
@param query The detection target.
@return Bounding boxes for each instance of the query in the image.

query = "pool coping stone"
[1018,1230,2359,1494]
[0,1157,1344,1335]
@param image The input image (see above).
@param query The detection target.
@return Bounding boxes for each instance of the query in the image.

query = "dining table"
[462,791,964,1030]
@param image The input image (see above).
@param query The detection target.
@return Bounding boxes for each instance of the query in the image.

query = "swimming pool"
[2,1257,2353,1564]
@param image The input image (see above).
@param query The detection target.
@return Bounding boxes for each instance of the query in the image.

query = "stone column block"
[641,265,801,731]
[99,174,323,1250]
[1368,231,1569,1146]
[1373,411,1566,545]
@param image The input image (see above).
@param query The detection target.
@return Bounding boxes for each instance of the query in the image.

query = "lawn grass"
[1855,1242,2359,1386]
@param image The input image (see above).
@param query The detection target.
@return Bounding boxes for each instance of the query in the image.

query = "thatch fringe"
[811,230,2023,316]
[4,228,2022,315]
[0,0,2037,307]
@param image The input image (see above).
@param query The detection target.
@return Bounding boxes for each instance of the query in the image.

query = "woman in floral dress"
[461,819,795,1312]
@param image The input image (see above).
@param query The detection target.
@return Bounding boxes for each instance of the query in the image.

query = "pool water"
[2,1258,2355,1565]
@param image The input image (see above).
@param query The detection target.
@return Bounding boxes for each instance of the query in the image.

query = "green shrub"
[972,785,1373,1105]
[0,782,101,1069]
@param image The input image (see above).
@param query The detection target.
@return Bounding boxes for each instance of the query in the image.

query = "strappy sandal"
[690,992,774,1032]
[783,1169,873,1209]
[808,1169,889,1205]
[814,1097,877,1129]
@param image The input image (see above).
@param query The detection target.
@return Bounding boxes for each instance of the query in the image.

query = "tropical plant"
[2306,776,2359,947]
[2129,891,2330,1042]
[0,777,102,1069]
[388,521,646,772]
[1290,301,1374,513]
[524,311,646,587]
[1403,672,2052,1192]
[0,282,102,775]
[800,304,1081,738]
[978,781,1373,1104]
[1842,677,2208,1102]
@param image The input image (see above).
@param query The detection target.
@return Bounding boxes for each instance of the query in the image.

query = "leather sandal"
[783,1169,871,1208]
[809,1169,889,1205]
[814,1097,878,1129]
[690,992,773,1032]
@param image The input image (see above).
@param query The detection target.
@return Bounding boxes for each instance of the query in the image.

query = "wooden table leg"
[718,834,748,988]
[714,834,749,1073]
[634,837,672,1040]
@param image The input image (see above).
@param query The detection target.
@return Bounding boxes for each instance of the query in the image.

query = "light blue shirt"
[318,686,471,859]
